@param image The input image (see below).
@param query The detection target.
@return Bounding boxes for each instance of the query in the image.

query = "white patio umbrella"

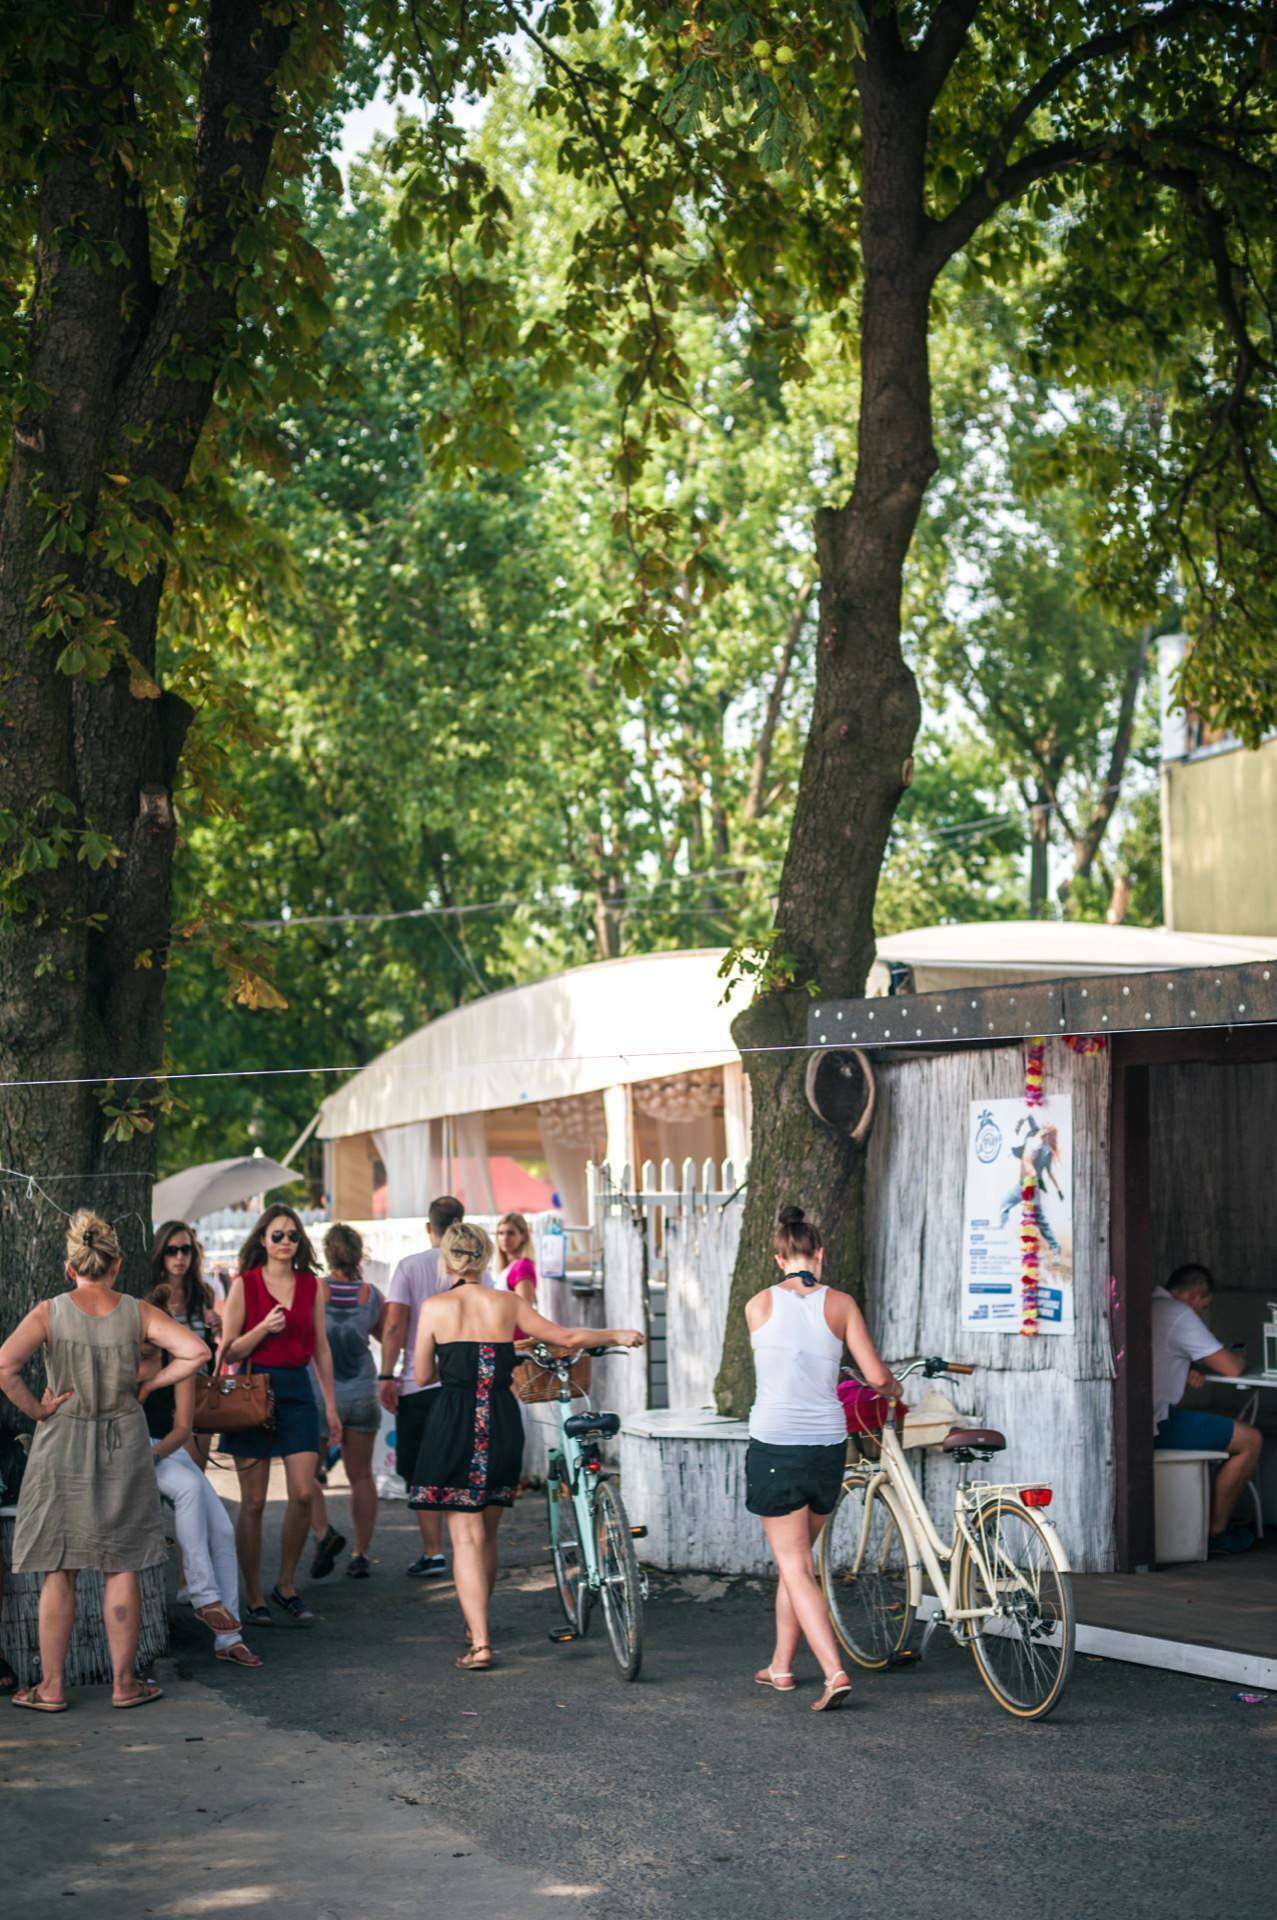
[151,1154,299,1226]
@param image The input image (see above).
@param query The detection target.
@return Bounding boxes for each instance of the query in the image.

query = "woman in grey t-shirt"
[310,1225,386,1580]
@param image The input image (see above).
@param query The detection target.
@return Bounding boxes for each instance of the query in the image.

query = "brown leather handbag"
[192,1354,274,1435]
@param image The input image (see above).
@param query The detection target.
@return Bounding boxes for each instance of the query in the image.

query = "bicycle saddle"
[563,1411,621,1439]
[941,1428,1006,1454]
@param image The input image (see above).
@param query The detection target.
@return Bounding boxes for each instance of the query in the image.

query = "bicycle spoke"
[821,1479,914,1668]
[963,1503,1073,1718]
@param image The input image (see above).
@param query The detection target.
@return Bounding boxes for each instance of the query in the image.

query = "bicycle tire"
[547,1462,589,1634]
[594,1480,644,1681]
[819,1475,916,1670]
[957,1499,1075,1721]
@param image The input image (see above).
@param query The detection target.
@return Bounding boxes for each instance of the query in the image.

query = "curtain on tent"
[722,1061,753,1170]
[372,1122,438,1220]
[451,1113,495,1214]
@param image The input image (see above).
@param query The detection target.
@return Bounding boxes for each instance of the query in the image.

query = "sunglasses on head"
[164,1243,194,1257]
[269,1228,300,1244]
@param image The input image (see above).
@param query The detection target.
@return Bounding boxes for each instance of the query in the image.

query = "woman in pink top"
[495,1213,537,1332]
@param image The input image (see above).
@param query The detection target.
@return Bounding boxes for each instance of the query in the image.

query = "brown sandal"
[456,1645,494,1671]
[112,1679,163,1710]
[194,1602,240,1636]
[215,1642,263,1668]
[12,1685,68,1713]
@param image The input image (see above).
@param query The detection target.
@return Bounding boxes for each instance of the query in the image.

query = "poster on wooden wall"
[961,1096,1074,1335]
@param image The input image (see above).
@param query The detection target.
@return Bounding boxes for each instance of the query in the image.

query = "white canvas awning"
[319,948,747,1141]
[873,921,1277,994]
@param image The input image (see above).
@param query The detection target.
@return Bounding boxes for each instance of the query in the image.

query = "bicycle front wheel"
[547,1463,588,1634]
[958,1500,1074,1721]
[820,1476,915,1669]
[594,1481,644,1681]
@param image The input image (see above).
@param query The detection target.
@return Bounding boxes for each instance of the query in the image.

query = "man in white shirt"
[377,1196,492,1577]
[1152,1263,1261,1554]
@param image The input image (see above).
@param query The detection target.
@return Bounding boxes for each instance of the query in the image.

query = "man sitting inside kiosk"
[1153,1263,1262,1555]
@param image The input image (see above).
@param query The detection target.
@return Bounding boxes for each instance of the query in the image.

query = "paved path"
[6,1480,1274,1919]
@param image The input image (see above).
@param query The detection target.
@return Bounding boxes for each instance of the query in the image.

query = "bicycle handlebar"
[895,1355,977,1382]
[525,1342,632,1368]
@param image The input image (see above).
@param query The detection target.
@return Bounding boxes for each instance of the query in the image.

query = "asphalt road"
[166,1478,1275,1920]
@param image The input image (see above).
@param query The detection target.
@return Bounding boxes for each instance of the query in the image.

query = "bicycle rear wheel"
[820,1476,915,1669]
[958,1500,1074,1720]
[547,1462,589,1634]
[595,1480,644,1680]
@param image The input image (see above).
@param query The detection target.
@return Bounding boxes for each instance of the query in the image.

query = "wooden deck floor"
[1072,1540,1277,1659]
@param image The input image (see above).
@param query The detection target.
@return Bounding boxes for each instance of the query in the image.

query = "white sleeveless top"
[748,1285,846,1446]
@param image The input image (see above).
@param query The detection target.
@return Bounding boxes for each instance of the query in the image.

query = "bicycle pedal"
[629,1524,648,1538]
[887,1649,923,1668]
[548,1628,578,1643]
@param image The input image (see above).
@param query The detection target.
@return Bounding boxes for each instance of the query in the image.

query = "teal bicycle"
[528,1343,646,1681]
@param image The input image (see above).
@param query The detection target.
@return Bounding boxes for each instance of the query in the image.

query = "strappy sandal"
[811,1670,852,1713]
[215,1642,263,1668]
[456,1644,494,1671]
[12,1684,68,1713]
[194,1602,240,1635]
[113,1679,163,1710]
[754,1666,796,1692]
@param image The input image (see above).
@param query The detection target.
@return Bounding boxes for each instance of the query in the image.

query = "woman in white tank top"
[744,1205,901,1713]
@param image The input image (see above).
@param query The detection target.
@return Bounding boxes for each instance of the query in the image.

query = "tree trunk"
[1059,623,1153,902]
[1028,794,1051,914]
[0,2,294,1394]
[715,46,932,1413]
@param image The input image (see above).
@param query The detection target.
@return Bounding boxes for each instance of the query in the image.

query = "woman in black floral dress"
[409,1222,643,1670]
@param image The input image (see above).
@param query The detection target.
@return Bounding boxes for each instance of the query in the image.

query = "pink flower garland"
[1020,1038,1047,1335]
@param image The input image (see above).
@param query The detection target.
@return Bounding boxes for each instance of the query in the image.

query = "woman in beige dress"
[0,1210,208,1712]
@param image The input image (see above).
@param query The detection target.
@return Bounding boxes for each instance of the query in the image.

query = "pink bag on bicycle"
[837,1379,905,1437]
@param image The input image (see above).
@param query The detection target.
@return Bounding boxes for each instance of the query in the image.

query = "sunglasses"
[164,1244,194,1258]
[268,1228,300,1244]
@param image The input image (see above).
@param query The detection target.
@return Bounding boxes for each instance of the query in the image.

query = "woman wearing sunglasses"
[147,1221,218,1469]
[217,1205,341,1626]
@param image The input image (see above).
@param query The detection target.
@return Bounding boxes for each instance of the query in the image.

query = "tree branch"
[1064,625,1152,891]
[915,0,983,107]
[742,576,815,824]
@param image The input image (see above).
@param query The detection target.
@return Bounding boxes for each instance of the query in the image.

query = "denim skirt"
[220,1365,322,1461]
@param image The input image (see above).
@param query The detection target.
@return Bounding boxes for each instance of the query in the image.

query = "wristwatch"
[378,1373,398,1381]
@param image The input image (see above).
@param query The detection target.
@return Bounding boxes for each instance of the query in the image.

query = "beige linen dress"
[10,1291,167,1574]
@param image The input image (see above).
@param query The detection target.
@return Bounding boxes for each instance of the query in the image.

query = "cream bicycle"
[819,1357,1074,1720]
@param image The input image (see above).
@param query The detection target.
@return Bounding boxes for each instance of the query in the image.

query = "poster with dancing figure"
[961,1096,1074,1335]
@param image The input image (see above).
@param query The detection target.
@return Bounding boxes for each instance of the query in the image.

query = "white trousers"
[152,1445,241,1651]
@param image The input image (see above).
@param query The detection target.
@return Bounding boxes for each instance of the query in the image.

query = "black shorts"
[745,1439,847,1518]
[395,1388,435,1486]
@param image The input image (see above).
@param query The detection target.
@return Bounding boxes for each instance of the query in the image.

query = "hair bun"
[777,1204,805,1227]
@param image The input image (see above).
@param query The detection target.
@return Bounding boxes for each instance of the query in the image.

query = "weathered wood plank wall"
[863,1040,1116,1572]
[665,1199,745,1409]
[1148,1061,1277,1294]
[518,1216,648,1481]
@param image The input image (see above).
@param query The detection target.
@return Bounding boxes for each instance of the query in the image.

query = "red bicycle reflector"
[1021,1487,1052,1508]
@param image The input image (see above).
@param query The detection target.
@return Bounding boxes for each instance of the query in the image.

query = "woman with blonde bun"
[410,1221,644,1671]
[0,1211,209,1712]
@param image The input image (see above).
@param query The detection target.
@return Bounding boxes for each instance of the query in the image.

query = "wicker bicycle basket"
[510,1348,592,1404]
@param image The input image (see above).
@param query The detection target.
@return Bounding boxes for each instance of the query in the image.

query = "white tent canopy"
[872,921,1277,994]
[318,948,747,1142]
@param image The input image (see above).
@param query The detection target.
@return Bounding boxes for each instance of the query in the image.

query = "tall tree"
[378,2,1277,1408]
[0,3,344,1335]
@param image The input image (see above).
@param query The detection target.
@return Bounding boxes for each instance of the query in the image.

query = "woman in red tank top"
[218,1206,341,1625]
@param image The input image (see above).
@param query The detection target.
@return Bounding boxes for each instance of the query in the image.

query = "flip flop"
[112,1680,163,1710]
[456,1645,495,1671]
[12,1685,68,1713]
[215,1642,263,1668]
[194,1602,240,1635]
